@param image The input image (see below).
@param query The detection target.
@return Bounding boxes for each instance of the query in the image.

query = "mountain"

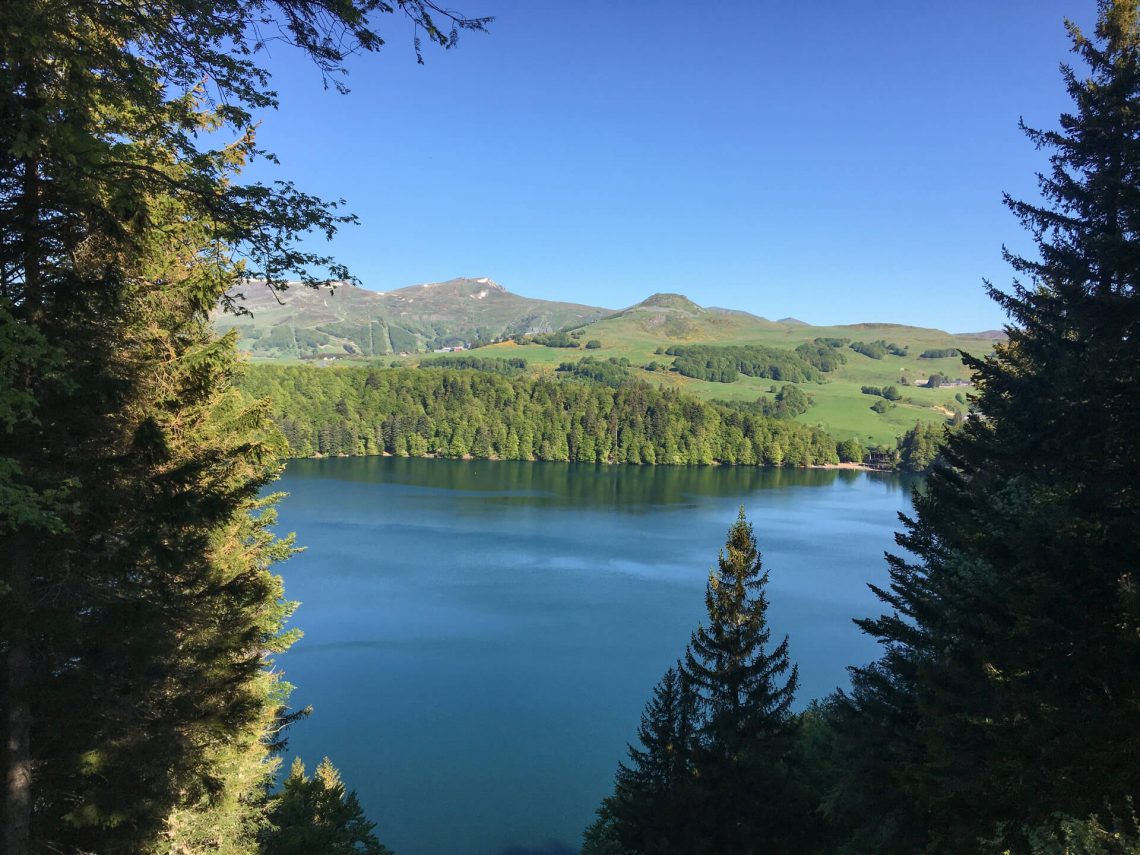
[630,292,704,312]
[480,290,1005,447]
[214,277,613,358]
[566,293,1002,354]
[566,292,788,342]
[216,277,1007,446]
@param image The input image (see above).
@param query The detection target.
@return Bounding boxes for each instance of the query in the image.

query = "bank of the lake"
[272,457,916,855]
[240,364,846,467]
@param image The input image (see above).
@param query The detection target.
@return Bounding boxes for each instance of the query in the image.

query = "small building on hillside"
[864,449,896,471]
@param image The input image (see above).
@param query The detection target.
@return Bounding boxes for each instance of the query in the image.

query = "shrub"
[533,332,580,348]
[919,348,960,359]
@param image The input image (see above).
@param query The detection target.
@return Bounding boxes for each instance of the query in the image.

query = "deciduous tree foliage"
[239,364,843,466]
[664,343,832,383]
[895,420,944,473]
[834,2,1140,850]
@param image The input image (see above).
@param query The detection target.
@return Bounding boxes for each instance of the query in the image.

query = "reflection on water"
[285,455,916,508]
[273,458,915,855]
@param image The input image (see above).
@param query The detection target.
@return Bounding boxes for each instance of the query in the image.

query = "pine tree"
[11,192,302,854]
[586,510,804,854]
[683,508,800,854]
[842,2,1140,850]
[1,3,489,852]
[594,664,700,854]
[581,803,627,855]
[262,758,392,855]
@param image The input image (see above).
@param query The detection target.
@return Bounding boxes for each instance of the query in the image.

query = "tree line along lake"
[271,457,917,855]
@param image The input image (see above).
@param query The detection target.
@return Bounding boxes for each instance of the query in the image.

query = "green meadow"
[432,301,996,448]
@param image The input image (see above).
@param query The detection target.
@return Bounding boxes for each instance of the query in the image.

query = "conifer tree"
[1,2,488,851]
[6,189,302,854]
[263,758,392,855]
[683,508,800,854]
[586,511,804,854]
[590,664,700,854]
[841,2,1140,850]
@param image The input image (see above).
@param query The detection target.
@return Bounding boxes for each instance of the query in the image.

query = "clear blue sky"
[249,0,1089,332]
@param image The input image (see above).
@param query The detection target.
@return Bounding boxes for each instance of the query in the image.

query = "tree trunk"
[4,542,33,855]
[7,61,42,851]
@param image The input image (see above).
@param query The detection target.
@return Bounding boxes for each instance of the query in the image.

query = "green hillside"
[220,283,1001,447]
[467,294,998,446]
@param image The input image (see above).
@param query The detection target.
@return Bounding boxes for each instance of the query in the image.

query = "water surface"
[273,458,914,855]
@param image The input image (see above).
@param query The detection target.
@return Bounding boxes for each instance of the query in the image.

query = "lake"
[272,457,915,855]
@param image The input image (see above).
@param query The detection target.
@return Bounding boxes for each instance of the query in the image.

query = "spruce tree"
[683,508,800,854]
[591,664,700,855]
[263,757,392,855]
[842,2,1140,850]
[9,191,303,854]
[586,511,803,854]
[1,2,488,851]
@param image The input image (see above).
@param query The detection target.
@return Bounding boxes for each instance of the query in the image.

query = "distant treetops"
[664,338,847,384]
[239,361,960,474]
[240,364,843,467]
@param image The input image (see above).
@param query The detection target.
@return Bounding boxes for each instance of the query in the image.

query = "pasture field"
[461,305,995,447]
[240,292,998,448]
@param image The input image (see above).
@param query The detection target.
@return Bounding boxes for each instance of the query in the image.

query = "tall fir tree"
[586,510,805,854]
[1,2,488,851]
[6,186,303,854]
[683,508,801,855]
[585,664,700,855]
[262,757,392,855]
[839,2,1140,851]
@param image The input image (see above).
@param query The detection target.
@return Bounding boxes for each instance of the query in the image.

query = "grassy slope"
[229,287,999,448]
[463,306,995,447]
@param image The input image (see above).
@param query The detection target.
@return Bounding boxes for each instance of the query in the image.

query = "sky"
[246,0,1091,332]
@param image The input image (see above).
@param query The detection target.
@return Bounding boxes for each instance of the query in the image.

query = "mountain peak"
[632,293,703,312]
[471,276,505,291]
[444,277,508,301]
[215,276,613,358]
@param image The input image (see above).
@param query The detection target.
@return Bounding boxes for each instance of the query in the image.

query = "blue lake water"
[272,457,915,855]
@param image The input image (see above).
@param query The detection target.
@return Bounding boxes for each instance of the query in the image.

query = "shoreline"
[304,451,887,472]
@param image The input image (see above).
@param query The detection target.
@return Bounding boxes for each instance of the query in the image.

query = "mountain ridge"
[217,276,1007,447]
[215,277,614,358]
[214,276,1005,360]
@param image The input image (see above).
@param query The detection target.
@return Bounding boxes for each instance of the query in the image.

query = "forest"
[848,339,907,360]
[663,342,840,383]
[1,0,1138,854]
[238,365,843,466]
